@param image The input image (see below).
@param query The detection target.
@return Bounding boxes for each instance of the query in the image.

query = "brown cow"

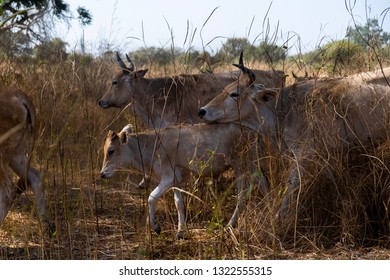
[198,53,390,218]
[98,52,284,129]
[0,85,52,232]
[100,123,267,239]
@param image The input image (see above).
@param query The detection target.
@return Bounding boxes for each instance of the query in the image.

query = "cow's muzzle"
[100,171,112,179]
[198,108,206,117]
[98,99,110,109]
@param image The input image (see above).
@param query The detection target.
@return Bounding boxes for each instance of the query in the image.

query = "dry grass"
[0,54,390,260]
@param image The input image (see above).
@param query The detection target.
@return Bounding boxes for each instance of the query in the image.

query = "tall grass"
[1,28,390,259]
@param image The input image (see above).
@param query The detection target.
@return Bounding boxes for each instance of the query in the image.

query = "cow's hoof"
[44,221,57,238]
[176,231,185,240]
[154,225,161,235]
[226,221,237,229]
[16,179,27,194]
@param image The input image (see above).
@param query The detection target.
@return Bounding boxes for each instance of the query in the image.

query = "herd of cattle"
[1,51,390,240]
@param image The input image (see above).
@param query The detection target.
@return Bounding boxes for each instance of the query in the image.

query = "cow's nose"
[98,100,108,108]
[198,108,206,117]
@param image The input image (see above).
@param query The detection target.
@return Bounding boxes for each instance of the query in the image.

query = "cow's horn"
[115,52,128,70]
[233,51,256,85]
[125,54,135,72]
[238,51,243,66]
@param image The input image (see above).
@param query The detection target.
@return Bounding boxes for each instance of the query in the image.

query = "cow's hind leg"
[11,155,54,235]
[148,177,174,235]
[0,167,17,225]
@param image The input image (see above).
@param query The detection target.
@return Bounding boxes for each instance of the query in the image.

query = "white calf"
[100,123,266,239]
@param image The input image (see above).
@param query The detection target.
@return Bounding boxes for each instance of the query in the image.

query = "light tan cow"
[292,67,390,86]
[351,66,390,87]
[198,53,390,218]
[100,123,266,239]
[0,85,52,232]
[98,52,285,129]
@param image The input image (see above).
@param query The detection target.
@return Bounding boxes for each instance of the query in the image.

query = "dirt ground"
[1,174,390,260]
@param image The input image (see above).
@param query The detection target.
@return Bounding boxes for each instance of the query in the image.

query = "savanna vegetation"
[1,1,390,259]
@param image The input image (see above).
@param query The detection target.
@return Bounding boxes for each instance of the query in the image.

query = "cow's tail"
[0,122,24,145]
[0,96,33,146]
[21,99,37,157]
[15,98,37,193]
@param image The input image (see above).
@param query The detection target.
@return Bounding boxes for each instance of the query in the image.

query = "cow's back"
[154,123,256,176]
[282,78,390,149]
[351,67,390,87]
[0,86,36,160]
[149,68,286,123]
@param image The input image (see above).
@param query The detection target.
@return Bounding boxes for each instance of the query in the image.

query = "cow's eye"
[108,148,114,156]
[230,91,239,98]
[112,80,118,86]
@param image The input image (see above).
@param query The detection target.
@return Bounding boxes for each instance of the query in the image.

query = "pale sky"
[57,0,390,55]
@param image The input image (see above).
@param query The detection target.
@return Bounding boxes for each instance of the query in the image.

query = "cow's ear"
[107,130,117,139]
[255,89,278,102]
[134,69,148,79]
[119,132,128,144]
[120,124,133,134]
[119,124,133,144]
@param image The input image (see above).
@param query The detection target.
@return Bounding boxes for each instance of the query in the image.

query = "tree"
[346,18,390,49]
[0,0,92,37]
[256,41,287,64]
[219,38,286,65]
[222,38,256,62]
[34,37,68,62]
[0,29,32,58]
[181,49,200,66]
[130,46,183,68]
[319,40,365,75]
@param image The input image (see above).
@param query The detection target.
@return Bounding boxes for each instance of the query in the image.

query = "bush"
[320,40,366,75]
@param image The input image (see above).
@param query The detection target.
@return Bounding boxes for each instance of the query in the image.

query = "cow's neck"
[127,134,158,174]
[131,77,178,128]
[238,90,293,151]
[279,83,313,144]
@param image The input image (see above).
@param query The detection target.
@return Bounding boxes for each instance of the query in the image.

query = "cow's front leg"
[138,175,151,188]
[173,189,185,239]
[227,170,250,229]
[227,176,242,228]
[280,154,303,222]
[148,177,173,235]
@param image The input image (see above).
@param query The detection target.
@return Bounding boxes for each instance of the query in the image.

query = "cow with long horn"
[198,51,390,221]
[99,52,285,129]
